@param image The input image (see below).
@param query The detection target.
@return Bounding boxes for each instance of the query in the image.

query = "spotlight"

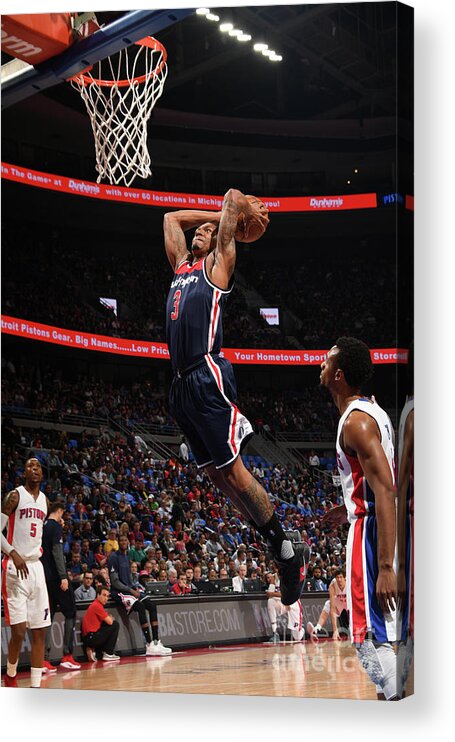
[196,8,210,15]
[254,43,268,52]
[237,33,252,42]
[207,13,219,21]
[228,29,243,37]
[354,168,359,173]
[220,22,234,32]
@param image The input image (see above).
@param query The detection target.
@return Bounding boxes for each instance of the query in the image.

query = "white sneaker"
[60,654,82,670]
[102,652,121,661]
[146,640,172,656]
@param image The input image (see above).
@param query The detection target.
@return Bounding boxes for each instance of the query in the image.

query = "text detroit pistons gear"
[336,398,396,645]
[166,256,253,469]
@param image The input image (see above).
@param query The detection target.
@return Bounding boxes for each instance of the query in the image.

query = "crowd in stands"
[2,356,342,436]
[238,252,402,348]
[2,219,403,350]
[240,387,339,436]
[1,221,285,349]
[1,416,347,593]
[2,357,176,432]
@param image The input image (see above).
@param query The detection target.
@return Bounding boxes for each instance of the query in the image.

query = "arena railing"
[2,405,109,430]
[262,429,339,486]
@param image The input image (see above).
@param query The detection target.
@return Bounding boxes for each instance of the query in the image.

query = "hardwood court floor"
[3,640,414,699]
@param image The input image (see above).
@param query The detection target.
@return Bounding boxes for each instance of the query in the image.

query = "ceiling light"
[262,49,274,56]
[196,8,210,15]
[347,180,351,185]
[354,168,359,173]
[207,13,219,21]
[269,55,281,62]
[254,43,268,52]
[220,22,234,32]
[237,33,252,42]
[228,29,243,37]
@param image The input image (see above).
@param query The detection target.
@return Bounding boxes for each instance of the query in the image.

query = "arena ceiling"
[2,4,412,188]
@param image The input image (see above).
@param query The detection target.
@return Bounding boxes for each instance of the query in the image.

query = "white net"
[70,38,167,187]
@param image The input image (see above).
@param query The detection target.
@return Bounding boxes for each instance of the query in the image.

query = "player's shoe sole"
[276,542,310,606]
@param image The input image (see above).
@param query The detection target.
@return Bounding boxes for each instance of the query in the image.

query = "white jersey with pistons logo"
[7,485,47,561]
[336,398,395,524]
[330,578,347,615]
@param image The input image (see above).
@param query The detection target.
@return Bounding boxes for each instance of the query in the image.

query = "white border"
[1,0,454,739]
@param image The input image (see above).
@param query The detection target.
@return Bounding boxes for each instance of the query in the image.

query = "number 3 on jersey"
[171,290,182,320]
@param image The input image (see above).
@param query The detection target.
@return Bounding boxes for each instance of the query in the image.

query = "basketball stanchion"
[70,37,167,187]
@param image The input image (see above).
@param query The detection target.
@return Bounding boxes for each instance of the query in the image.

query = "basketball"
[235,195,270,243]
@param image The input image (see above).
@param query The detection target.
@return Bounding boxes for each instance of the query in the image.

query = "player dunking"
[1,458,51,688]
[320,338,399,700]
[164,188,307,604]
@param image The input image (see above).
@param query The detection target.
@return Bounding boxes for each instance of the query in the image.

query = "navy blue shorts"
[169,354,253,469]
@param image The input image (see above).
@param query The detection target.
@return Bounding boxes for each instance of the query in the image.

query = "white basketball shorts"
[2,557,51,629]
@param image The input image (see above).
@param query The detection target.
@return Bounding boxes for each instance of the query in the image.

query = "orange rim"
[70,36,167,87]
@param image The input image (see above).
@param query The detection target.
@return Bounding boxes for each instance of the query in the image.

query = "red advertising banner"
[1,162,377,213]
[1,316,408,365]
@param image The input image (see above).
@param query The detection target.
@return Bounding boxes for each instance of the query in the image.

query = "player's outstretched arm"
[1,490,29,578]
[163,209,222,271]
[344,413,396,615]
[209,189,252,286]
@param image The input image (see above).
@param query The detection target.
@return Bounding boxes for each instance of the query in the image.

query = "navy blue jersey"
[107,550,133,596]
[166,256,233,372]
[41,519,64,581]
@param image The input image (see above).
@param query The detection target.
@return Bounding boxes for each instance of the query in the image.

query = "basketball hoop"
[70,36,167,187]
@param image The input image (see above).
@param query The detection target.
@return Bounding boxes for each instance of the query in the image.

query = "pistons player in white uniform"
[320,338,399,700]
[1,457,51,687]
[265,572,304,643]
[163,189,309,607]
[307,570,348,640]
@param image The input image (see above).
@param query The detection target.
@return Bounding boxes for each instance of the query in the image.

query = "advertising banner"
[1,315,408,365]
[2,162,378,212]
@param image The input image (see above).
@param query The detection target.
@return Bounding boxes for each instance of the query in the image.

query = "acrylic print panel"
[1,1,413,701]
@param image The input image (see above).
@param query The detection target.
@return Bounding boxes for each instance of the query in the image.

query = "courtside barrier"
[1,592,333,668]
